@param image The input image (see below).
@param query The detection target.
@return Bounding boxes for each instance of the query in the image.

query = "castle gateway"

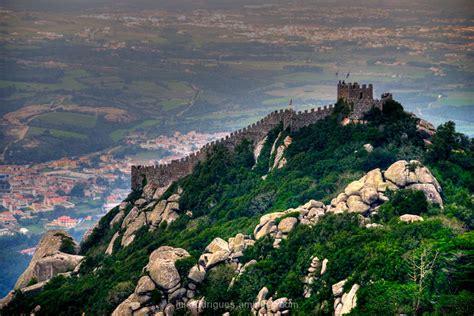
[131,82,391,190]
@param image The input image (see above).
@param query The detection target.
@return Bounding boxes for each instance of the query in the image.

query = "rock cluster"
[327,160,442,215]
[14,230,83,290]
[252,287,290,316]
[416,117,436,145]
[112,246,191,316]
[106,188,185,254]
[253,211,300,248]
[111,161,442,315]
[271,135,292,170]
[253,136,268,163]
[297,199,327,226]
[384,160,443,206]
[191,234,255,285]
[113,232,257,316]
[303,256,328,298]
[147,193,181,230]
[332,280,360,316]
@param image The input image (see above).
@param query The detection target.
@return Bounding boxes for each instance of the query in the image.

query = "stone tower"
[337,81,373,103]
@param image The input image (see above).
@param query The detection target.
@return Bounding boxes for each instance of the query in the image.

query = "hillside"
[1,99,473,316]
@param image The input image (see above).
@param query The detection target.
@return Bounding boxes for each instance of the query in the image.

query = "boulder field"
[109,160,442,315]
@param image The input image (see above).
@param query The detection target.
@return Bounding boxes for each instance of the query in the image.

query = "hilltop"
[1,87,473,316]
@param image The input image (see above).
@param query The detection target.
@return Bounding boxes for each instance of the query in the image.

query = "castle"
[131,82,391,190]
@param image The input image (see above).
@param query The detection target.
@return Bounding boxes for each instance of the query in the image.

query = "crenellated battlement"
[131,104,336,190]
[337,80,374,102]
[131,82,389,190]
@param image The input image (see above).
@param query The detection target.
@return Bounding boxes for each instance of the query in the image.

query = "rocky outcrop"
[110,188,184,250]
[303,256,328,298]
[416,117,436,145]
[106,232,120,255]
[121,210,147,247]
[112,246,191,316]
[253,211,301,248]
[384,160,442,206]
[254,136,267,163]
[271,135,292,170]
[14,230,83,290]
[327,160,443,215]
[333,283,360,316]
[399,214,424,222]
[146,194,181,230]
[252,287,290,315]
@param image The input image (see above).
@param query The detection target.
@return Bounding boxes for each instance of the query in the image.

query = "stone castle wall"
[131,82,391,190]
[131,105,335,190]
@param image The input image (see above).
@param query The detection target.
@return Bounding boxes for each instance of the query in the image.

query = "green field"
[160,99,189,110]
[32,112,97,129]
[27,126,88,139]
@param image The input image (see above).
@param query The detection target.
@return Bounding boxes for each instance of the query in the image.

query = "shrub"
[57,234,76,255]
[378,189,428,222]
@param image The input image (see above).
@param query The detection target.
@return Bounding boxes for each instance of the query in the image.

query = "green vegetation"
[32,112,97,129]
[377,189,429,222]
[27,127,87,140]
[3,103,473,315]
[26,278,38,287]
[160,99,188,111]
[55,233,77,255]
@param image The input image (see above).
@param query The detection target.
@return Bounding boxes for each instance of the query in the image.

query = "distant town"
[0,130,228,255]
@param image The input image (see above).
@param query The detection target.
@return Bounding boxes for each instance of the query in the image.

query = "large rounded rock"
[344,180,365,196]
[332,279,347,297]
[346,195,370,213]
[147,246,190,290]
[360,187,378,205]
[364,169,384,189]
[414,164,441,191]
[148,200,167,227]
[121,212,146,247]
[112,294,140,316]
[188,264,206,283]
[339,284,360,315]
[205,250,230,269]
[384,160,411,187]
[277,217,298,233]
[105,232,120,255]
[162,201,180,223]
[303,200,325,209]
[142,183,157,200]
[187,298,205,315]
[254,220,278,240]
[135,276,156,295]
[121,206,139,229]
[110,210,125,228]
[150,262,181,291]
[205,237,229,253]
[228,233,245,253]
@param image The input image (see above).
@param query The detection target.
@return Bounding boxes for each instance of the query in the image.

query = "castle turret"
[337,81,373,103]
